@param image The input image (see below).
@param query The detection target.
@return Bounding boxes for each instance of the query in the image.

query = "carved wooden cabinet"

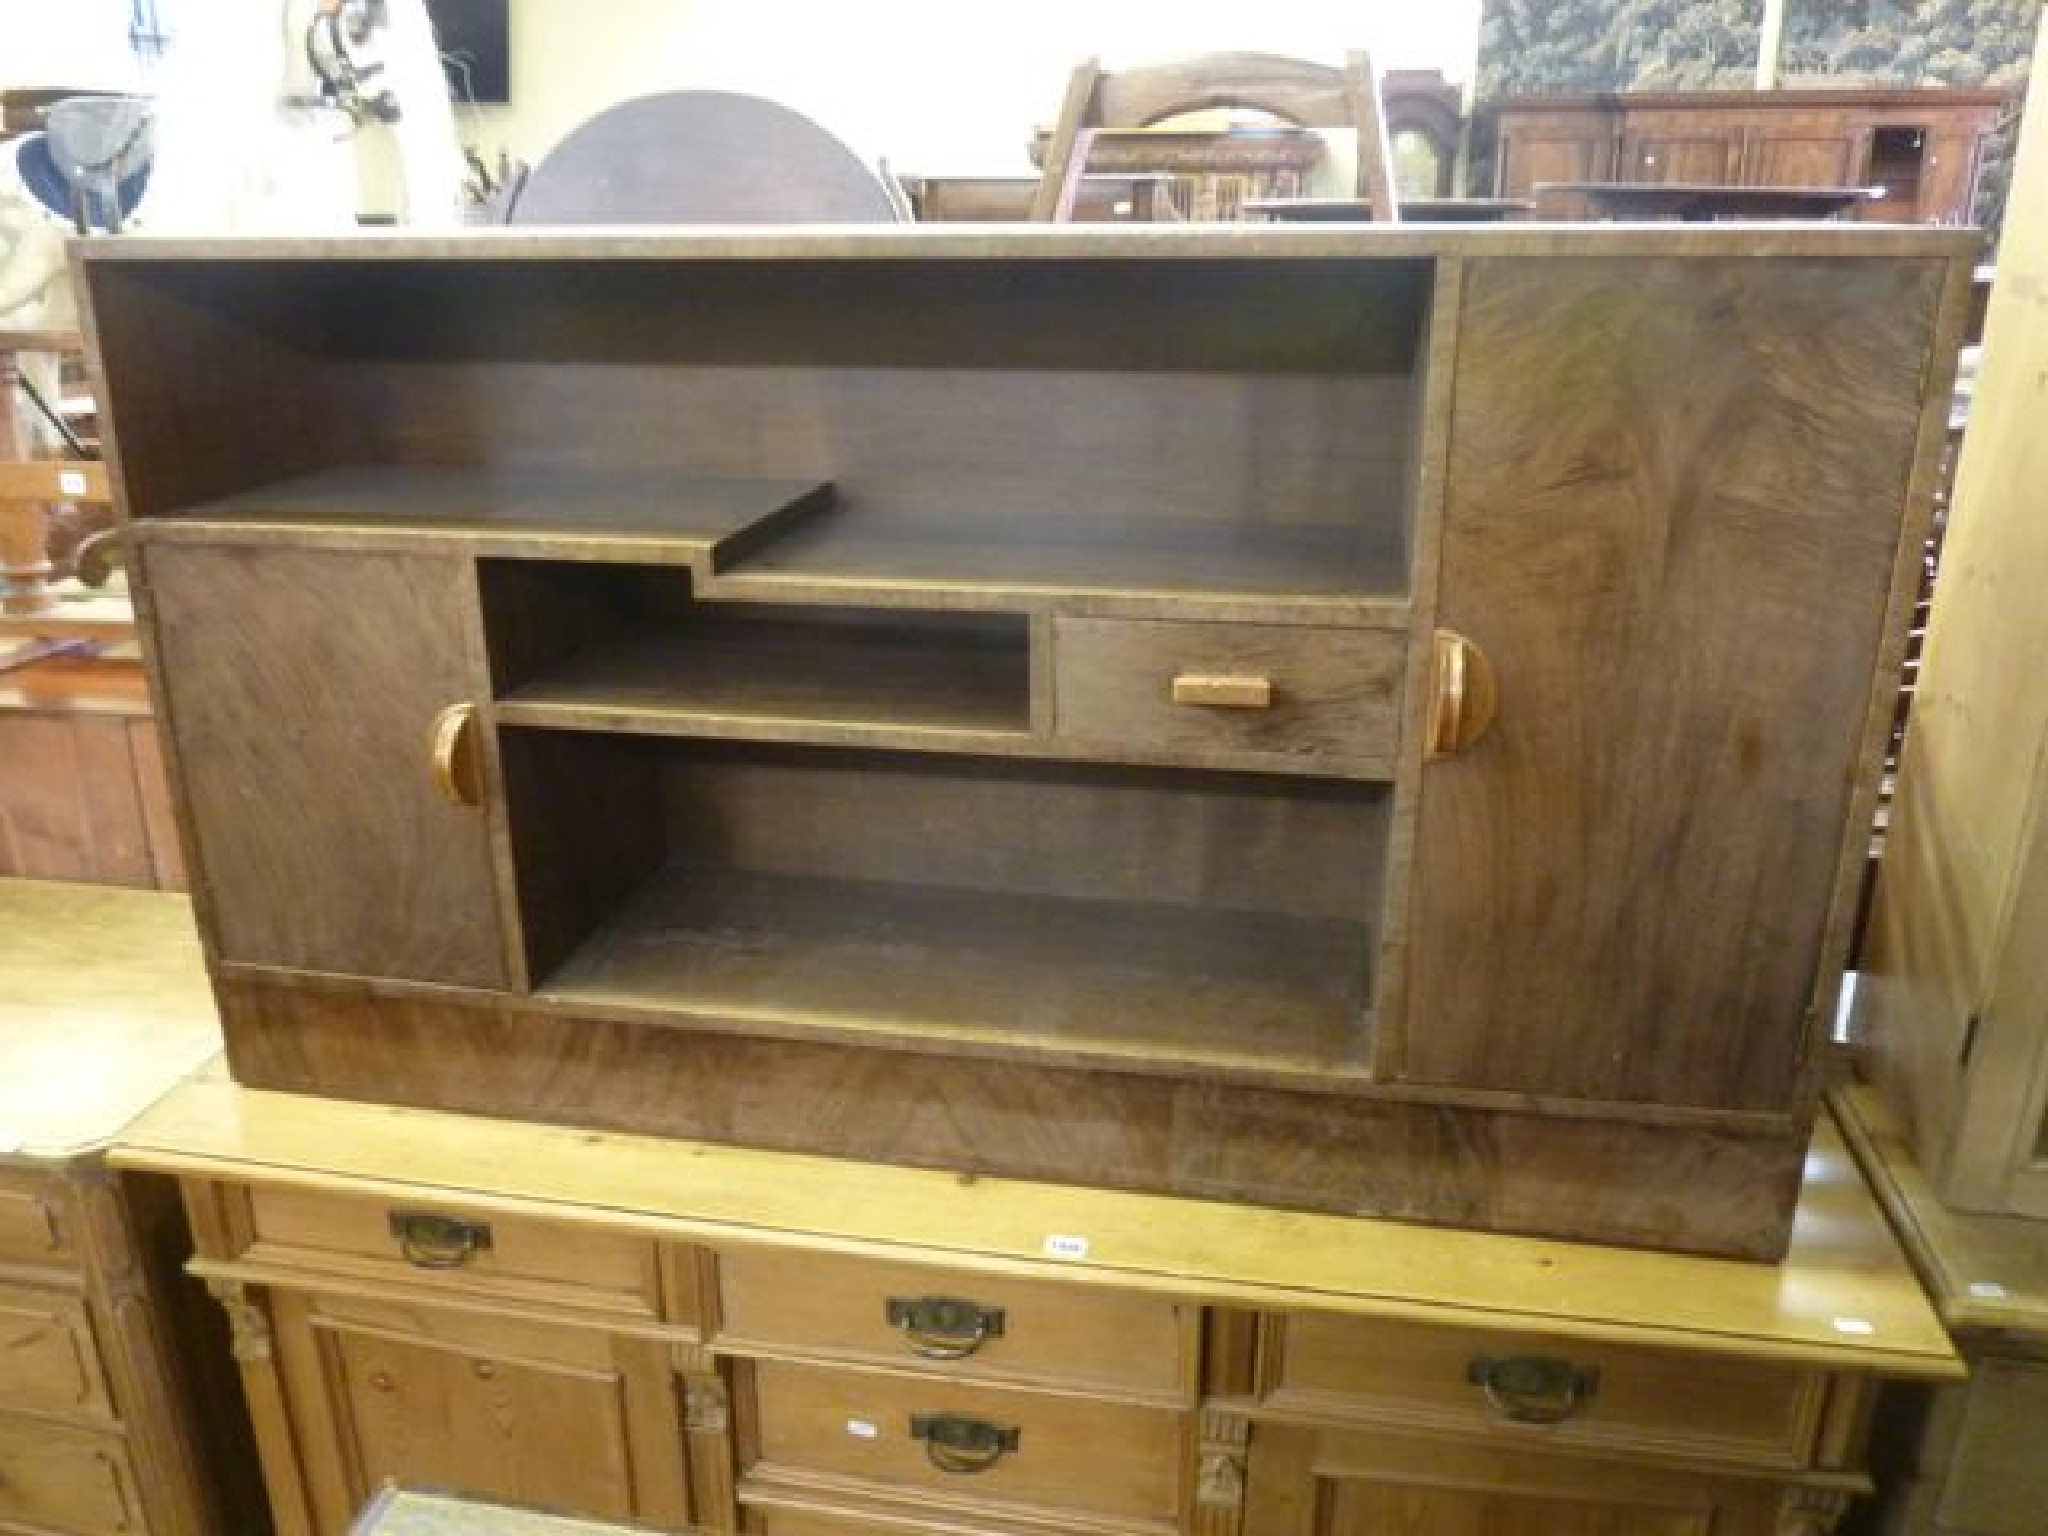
[116,1076,1960,1536]
[1493,89,2008,223]
[0,878,262,1536]
[80,226,1970,1260]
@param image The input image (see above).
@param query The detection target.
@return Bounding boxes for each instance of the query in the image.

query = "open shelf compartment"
[90,252,1433,611]
[482,560,1034,746]
[499,731,1385,1084]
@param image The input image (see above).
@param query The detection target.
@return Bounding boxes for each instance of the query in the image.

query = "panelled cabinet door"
[267,1290,690,1534]
[1242,1424,1776,1536]
[1405,255,1943,1111]
[141,543,508,988]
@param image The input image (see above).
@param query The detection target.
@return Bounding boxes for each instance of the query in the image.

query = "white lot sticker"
[58,470,89,497]
[1968,1282,2010,1299]
[1831,1316,1876,1336]
[1043,1232,1091,1260]
[845,1419,879,1439]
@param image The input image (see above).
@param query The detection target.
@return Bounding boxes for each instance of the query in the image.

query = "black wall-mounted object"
[426,0,510,104]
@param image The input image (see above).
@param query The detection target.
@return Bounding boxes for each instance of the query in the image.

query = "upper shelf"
[144,464,834,568]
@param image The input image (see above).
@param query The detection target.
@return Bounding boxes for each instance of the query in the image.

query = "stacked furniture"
[79,224,1971,1264]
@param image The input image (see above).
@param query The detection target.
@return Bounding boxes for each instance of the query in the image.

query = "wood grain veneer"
[83,228,1975,1259]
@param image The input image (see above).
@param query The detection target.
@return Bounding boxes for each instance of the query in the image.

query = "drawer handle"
[885,1295,1007,1359]
[428,702,483,807]
[387,1210,493,1269]
[1466,1354,1598,1424]
[909,1413,1020,1474]
[1171,673,1273,710]
[1427,629,1497,757]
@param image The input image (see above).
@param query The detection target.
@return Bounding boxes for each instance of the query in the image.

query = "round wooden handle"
[428,703,483,808]
[1427,629,1497,757]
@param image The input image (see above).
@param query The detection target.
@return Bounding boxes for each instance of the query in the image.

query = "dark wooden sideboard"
[79,225,1972,1261]
[1493,88,2008,222]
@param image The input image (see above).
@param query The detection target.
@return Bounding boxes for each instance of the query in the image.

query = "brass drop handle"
[1427,629,1497,757]
[885,1295,1007,1360]
[909,1413,1020,1474]
[1466,1354,1598,1424]
[428,702,483,807]
[1171,673,1273,709]
[387,1210,493,1270]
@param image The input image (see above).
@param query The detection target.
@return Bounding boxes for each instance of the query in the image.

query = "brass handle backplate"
[1427,629,1497,757]
[1172,672,1274,710]
[885,1295,1007,1359]
[388,1210,493,1270]
[428,702,483,807]
[1466,1354,1599,1425]
[909,1413,1020,1474]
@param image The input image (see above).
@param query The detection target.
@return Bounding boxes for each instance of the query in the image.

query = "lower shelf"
[541,867,1375,1083]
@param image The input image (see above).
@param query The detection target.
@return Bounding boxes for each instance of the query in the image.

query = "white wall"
[0,0,148,88]
[459,0,1483,174]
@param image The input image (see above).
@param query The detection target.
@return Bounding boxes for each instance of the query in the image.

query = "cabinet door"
[1405,255,1943,1110]
[142,543,507,987]
[1494,107,1617,219]
[1744,128,1861,188]
[1242,1424,1769,1536]
[269,1290,690,1534]
[1617,115,1743,183]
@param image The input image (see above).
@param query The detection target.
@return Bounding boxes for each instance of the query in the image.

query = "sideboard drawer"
[0,1282,110,1420]
[244,1186,662,1320]
[1263,1314,1828,1468]
[717,1247,1193,1401]
[748,1358,1184,1524]
[0,1169,72,1270]
[1053,617,1404,775]
[0,1414,142,1535]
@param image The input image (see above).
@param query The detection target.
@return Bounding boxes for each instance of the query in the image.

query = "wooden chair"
[1028,51,1400,222]
[506,90,905,225]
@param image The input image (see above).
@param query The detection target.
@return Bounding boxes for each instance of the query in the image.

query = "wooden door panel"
[331,1326,637,1520]
[1324,1481,1710,1536]
[272,1291,688,1533]
[1620,132,1741,184]
[1406,255,1942,1109]
[142,542,506,986]
[1745,133,1860,188]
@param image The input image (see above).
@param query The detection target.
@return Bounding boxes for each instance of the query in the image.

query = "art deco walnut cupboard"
[79,226,1973,1260]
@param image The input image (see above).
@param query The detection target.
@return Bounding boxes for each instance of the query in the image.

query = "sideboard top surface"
[72,223,1982,267]
[0,876,219,1157]
[114,1067,1959,1380]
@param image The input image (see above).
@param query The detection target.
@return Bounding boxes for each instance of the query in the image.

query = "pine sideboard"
[78,225,1974,1259]
[114,1072,1960,1536]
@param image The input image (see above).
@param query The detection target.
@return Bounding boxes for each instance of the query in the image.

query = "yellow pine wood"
[1833,1084,2048,1339]
[716,1246,1195,1403]
[0,877,218,1155]
[115,1075,1958,1379]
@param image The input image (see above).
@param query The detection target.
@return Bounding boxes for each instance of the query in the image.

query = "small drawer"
[747,1359,1183,1525]
[0,1281,111,1420]
[0,1414,142,1535]
[717,1248,1193,1401]
[245,1186,661,1321]
[1053,617,1403,775]
[1263,1313,1828,1469]
[0,1168,73,1270]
